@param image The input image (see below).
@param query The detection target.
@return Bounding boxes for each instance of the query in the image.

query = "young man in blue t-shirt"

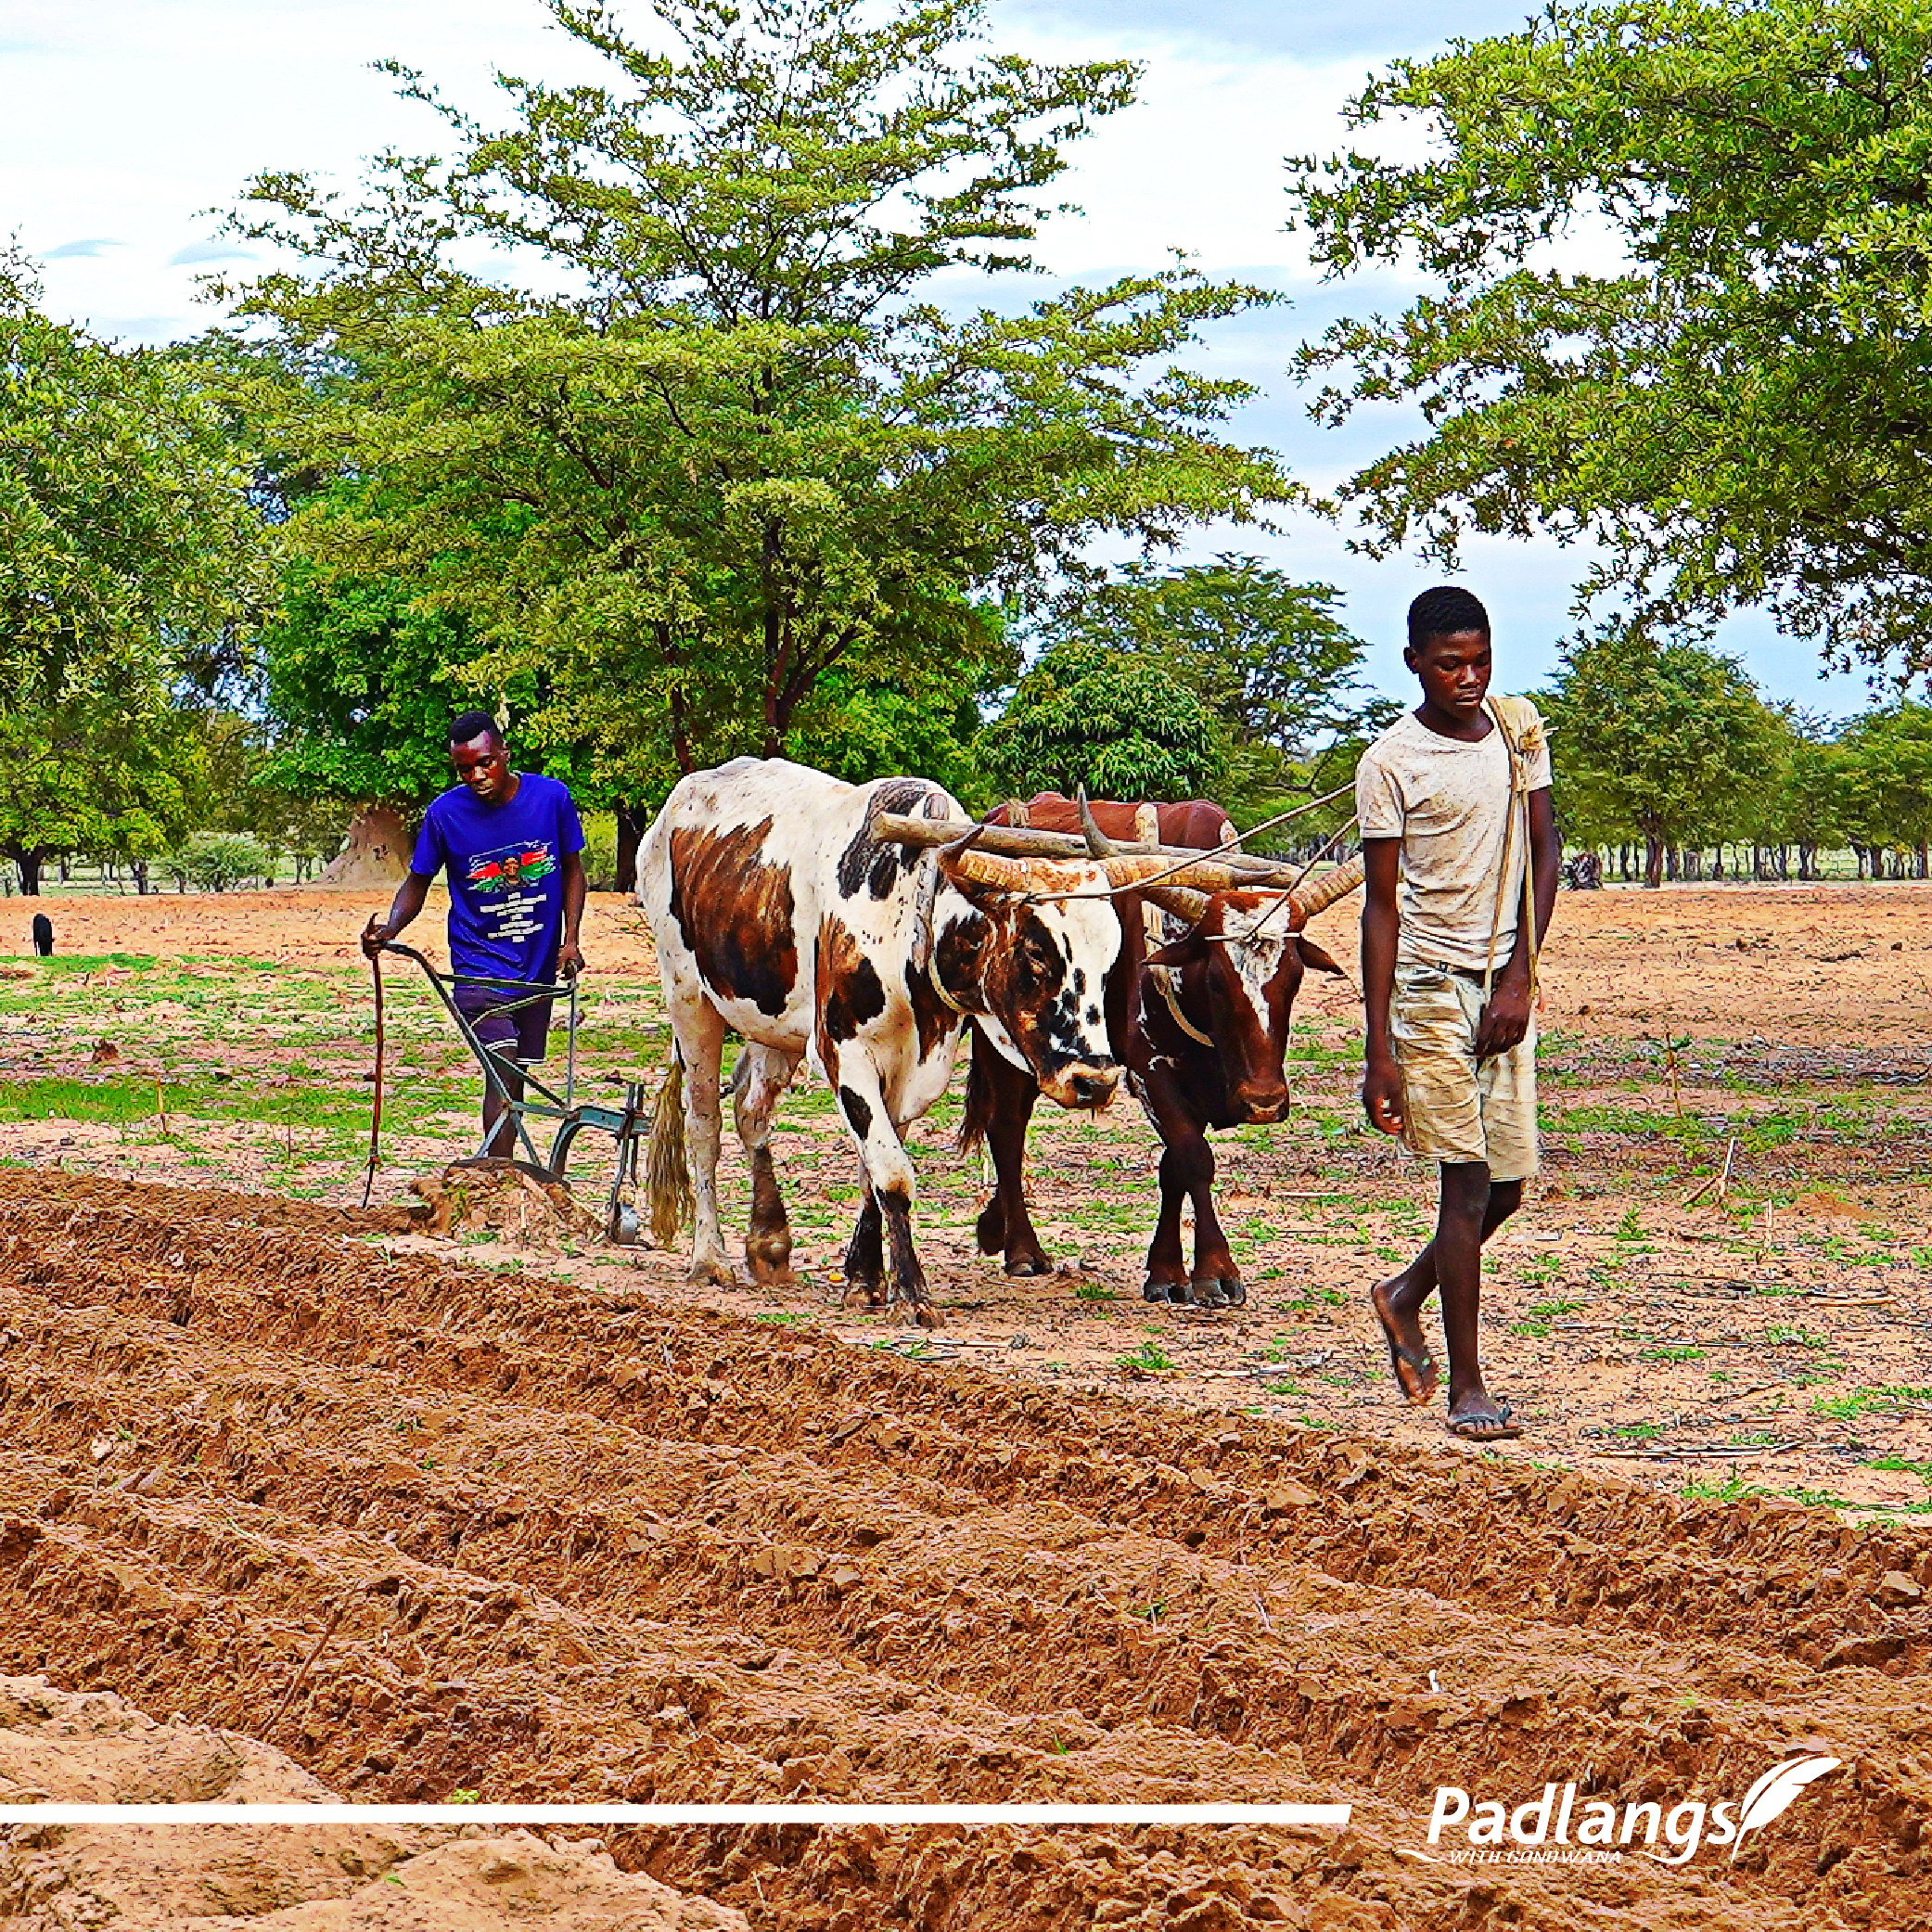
[361,711,587,1157]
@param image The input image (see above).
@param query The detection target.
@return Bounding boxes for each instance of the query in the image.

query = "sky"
[0,0,1881,715]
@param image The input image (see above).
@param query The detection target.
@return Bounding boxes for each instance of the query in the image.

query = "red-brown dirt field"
[2,881,1930,1929]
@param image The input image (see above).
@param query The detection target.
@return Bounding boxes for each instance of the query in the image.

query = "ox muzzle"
[1231,1075,1290,1125]
[1040,1059,1121,1110]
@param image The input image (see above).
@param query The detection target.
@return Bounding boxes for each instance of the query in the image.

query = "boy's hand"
[1475,972,1532,1058]
[558,938,585,979]
[1363,1056,1405,1135]
[360,915,390,961]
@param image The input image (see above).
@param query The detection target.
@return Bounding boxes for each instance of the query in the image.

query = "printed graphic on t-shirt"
[465,839,557,953]
[465,842,557,896]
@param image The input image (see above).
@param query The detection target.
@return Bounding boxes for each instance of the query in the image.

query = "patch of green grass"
[1260,1378,1304,1398]
[1764,1324,1829,1350]
[1678,1473,1758,1503]
[1616,1208,1645,1242]
[1612,1421,1665,1441]
[1527,1298,1584,1319]
[1772,1487,1932,1516]
[1508,1321,1551,1338]
[1273,1286,1347,1314]
[1811,1383,1932,1419]
[1073,1281,1118,1303]
[1639,1345,1707,1363]
[1862,1455,1932,1486]
[1115,1340,1173,1375]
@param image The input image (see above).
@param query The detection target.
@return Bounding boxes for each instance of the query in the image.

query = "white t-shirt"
[1354,699,1554,972]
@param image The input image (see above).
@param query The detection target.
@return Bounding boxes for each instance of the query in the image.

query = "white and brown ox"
[637,759,1125,1326]
[963,792,1363,1309]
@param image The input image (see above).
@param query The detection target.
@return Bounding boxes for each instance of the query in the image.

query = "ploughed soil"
[0,1169,1929,1929]
[2,884,1931,1926]
[0,1673,744,1927]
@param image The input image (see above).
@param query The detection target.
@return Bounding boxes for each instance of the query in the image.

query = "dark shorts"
[454,984,554,1064]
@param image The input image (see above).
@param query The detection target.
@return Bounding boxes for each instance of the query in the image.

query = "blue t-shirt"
[410,772,586,987]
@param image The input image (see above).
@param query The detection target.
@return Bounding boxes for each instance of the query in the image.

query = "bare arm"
[1473,787,1559,1057]
[361,871,432,959]
[1360,837,1404,1135]
[557,849,588,978]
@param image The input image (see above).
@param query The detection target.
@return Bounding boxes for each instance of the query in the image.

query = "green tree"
[217,0,1292,813]
[1837,704,1932,876]
[1041,554,1379,815]
[171,830,275,893]
[786,665,989,798]
[977,641,1225,800]
[0,688,204,893]
[0,258,272,890]
[1751,712,1847,879]
[189,709,350,883]
[258,557,497,808]
[1,255,271,701]
[1542,636,1783,887]
[1289,0,1932,679]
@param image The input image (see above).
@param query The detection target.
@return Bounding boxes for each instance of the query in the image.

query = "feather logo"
[1731,1755,1841,1856]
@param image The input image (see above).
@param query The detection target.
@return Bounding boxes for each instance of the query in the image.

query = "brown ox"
[963,792,1359,1308]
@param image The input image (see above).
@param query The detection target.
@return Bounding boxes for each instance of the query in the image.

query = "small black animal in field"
[31,913,53,957]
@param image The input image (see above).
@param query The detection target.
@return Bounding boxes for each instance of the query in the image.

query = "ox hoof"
[912,1302,945,1332]
[1144,1278,1186,1305]
[1186,1279,1231,1311]
[1005,1255,1052,1278]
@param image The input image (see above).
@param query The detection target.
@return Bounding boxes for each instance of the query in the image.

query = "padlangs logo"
[1412,1756,1841,1867]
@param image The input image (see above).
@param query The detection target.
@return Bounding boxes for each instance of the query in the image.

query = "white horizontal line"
[0,1802,1352,1828]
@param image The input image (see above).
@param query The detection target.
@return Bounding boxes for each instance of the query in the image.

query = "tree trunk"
[133,861,149,896]
[614,803,646,897]
[6,846,49,895]
[310,804,412,889]
[1644,836,1665,889]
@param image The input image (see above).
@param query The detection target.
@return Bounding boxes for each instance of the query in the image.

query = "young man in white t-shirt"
[1355,586,1558,1440]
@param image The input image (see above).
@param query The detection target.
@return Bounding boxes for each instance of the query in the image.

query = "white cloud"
[168,239,257,266]
[40,237,121,259]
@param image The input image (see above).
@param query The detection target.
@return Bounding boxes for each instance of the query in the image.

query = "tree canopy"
[977,641,1225,800]
[1541,635,1784,885]
[1038,554,1384,816]
[218,0,1294,810]
[1289,0,1932,680]
[0,259,275,890]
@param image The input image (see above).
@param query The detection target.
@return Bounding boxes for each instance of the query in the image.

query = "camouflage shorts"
[1389,959,1539,1182]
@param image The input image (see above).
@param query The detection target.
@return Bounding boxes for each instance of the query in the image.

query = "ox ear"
[1294,935,1344,976]
[1145,931,1207,970]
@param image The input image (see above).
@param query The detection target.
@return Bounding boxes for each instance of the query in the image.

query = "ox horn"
[1101,853,1247,894]
[938,822,1041,895]
[1076,785,1117,860]
[1142,883,1210,924]
[1287,853,1367,925]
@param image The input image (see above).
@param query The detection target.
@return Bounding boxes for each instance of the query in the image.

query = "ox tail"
[958,1026,993,1158]
[645,1049,693,1248]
